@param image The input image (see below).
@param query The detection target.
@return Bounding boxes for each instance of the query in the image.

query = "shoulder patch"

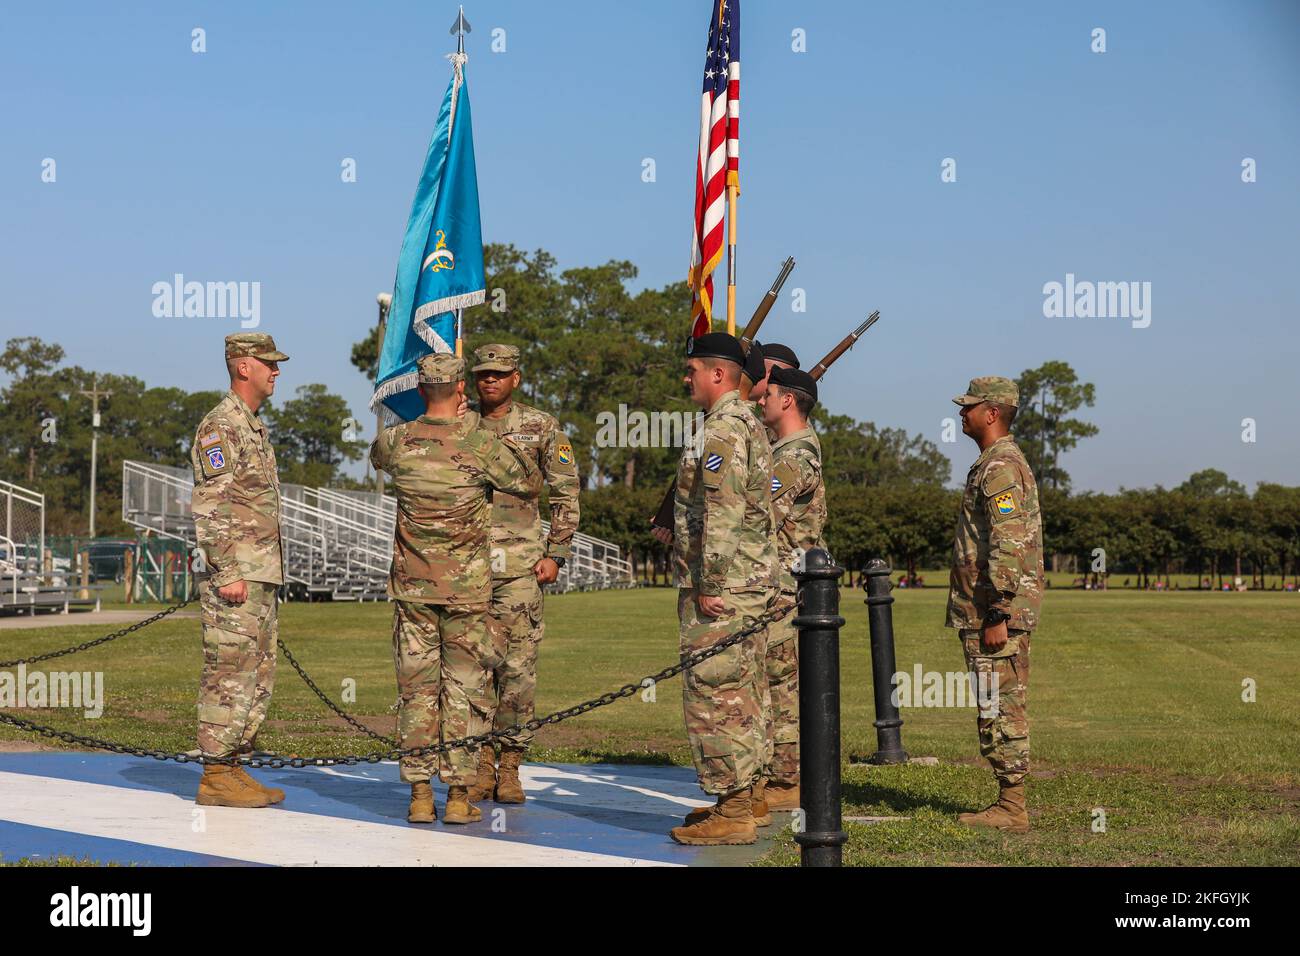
[771,460,799,499]
[700,435,732,489]
[555,441,574,466]
[200,443,230,478]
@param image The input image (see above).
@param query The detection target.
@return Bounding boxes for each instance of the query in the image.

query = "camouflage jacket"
[370,411,542,605]
[946,435,1044,631]
[673,390,778,595]
[190,391,285,588]
[476,400,580,579]
[770,426,827,593]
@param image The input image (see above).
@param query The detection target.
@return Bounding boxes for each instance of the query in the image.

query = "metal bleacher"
[1,479,98,615]
[122,461,633,601]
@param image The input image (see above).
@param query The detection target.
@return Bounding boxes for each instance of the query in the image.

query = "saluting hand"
[650,523,673,546]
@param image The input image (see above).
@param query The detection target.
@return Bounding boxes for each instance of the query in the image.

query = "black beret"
[769,366,818,404]
[743,341,766,384]
[685,331,744,365]
[761,342,800,369]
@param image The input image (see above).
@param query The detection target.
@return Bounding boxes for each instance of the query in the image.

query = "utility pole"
[79,374,112,538]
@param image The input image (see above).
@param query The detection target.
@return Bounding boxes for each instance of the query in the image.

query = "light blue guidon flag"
[370,52,485,423]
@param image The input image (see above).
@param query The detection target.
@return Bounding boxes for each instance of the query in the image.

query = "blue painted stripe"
[0,819,264,868]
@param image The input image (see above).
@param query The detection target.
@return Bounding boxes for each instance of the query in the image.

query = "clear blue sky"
[3,0,1297,491]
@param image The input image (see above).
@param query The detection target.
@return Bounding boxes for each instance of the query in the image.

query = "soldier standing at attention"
[191,333,290,809]
[947,377,1044,833]
[370,353,542,825]
[668,332,778,847]
[746,341,799,402]
[466,344,580,806]
[755,365,825,811]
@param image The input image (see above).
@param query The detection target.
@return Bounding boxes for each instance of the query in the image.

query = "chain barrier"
[0,602,793,768]
[0,597,194,668]
[277,638,397,745]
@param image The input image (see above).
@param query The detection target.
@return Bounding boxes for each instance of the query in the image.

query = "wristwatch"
[550,556,566,569]
[984,608,1011,627]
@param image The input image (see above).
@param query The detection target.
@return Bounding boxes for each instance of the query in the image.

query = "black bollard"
[792,547,848,867]
[863,559,908,764]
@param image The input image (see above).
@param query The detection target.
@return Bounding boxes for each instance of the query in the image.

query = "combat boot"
[233,766,285,805]
[750,778,773,827]
[196,764,271,808]
[468,746,497,803]
[443,785,483,824]
[494,749,527,804]
[670,788,757,846]
[764,780,801,811]
[408,782,435,824]
[958,781,1030,833]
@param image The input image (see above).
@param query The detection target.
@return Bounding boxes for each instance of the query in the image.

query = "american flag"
[688,0,740,338]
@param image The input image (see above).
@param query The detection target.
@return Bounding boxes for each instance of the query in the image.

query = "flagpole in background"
[726,185,737,335]
[452,5,471,358]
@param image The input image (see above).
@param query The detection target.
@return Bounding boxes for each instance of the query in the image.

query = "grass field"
[2,586,1297,866]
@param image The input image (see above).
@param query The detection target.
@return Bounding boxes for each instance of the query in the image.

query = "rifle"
[651,309,882,532]
[651,258,796,532]
[808,311,879,381]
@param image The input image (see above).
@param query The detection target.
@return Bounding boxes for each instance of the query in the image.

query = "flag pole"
[452,5,470,358]
[726,185,737,335]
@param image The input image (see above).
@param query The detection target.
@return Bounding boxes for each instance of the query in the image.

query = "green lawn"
[2,586,1297,866]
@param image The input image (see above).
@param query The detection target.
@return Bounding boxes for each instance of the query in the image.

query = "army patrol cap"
[761,343,801,369]
[417,352,465,384]
[472,343,520,374]
[225,332,289,362]
[953,376,1019,408]
[685,331,745,365]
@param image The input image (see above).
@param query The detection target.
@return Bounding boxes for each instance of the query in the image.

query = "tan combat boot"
[750,778,773,827]
[196,764,272,808]
[764,780,801,811]
[958,781,1030,833]
[408,782,435,824]
[670,788,758,846]
[443,786,483,824]
[468,747,497,803]
[233,766,285,804]
[494,749,526,804]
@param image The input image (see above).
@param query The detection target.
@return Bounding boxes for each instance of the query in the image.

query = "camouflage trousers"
[391,600,494,785]
[197,579,278,759]
[679,588,768,796]
[485,574,544,752]
[762,590,800,785]
[960,628,1031,786]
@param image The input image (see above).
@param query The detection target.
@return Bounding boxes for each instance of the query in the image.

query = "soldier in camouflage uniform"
[668,333,778,847]
[369,352,543,825]
[467,344,580,805]
[756,366,825,810]
[947,376,1044,833]
[191,333,289,809]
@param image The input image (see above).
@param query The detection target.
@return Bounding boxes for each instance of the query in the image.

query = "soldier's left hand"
[534,557,560,584]
[981,620,1009,652]
[697,593,726,618]
[651,526,673,546]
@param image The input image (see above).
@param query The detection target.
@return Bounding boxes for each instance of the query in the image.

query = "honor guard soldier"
[755,365,825,811]
[668,332,778,847]
[370,352,542,825]
[191,332,289,809]
[466,344,580,805]
[947,377,1044,833]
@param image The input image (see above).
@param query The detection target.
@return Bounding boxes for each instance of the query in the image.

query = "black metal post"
[793,547,847,867]
[864,558,908,764]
